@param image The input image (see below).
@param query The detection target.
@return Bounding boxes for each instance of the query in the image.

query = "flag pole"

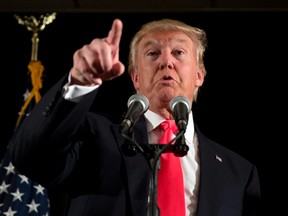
[14,12,56,128]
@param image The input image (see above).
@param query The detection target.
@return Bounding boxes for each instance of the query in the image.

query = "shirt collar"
[144,109,195,140]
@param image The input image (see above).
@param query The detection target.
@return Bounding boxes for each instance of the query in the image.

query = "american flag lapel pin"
[215,154,223,162]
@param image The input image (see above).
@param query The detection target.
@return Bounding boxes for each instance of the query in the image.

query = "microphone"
[170,96,191,157]
[120,93,149,134]
[169,96,191,132]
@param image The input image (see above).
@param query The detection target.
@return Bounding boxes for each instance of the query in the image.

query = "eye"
[147,51,158,56]
[147,50,159,60]
[172,49,185,56]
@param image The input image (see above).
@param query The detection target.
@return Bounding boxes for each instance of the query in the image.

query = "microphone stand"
[121,131,188,216]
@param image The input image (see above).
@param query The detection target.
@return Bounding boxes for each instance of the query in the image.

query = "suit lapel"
[196,128,224,216]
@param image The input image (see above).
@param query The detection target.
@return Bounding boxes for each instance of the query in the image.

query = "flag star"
[26,199,40,213]
[34,184,45,195]
[3,207,17,216]
[0,181,11,194]
[4,162,15,175]
[19,174,30,184]
[23,89,30,101]
[11,188,24,202]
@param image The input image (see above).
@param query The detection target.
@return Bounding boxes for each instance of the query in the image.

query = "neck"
[149,106,174,120]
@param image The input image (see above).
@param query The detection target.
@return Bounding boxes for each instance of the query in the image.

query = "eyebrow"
[141,37,191,49]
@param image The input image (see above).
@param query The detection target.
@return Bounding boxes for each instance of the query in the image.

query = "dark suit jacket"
[10,75,261,216]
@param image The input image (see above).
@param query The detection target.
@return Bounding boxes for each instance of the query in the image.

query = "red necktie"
[157,120,186,216]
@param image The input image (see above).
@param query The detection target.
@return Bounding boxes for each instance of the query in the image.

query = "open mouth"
[162,75,173,81]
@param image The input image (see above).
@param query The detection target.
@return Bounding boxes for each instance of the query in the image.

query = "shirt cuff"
[62,82,99,103]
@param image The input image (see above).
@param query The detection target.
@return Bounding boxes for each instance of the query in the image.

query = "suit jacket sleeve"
[9,73,100,186]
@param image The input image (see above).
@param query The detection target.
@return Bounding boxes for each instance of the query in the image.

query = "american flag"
[0,60,51,215]
[0,150,50,215]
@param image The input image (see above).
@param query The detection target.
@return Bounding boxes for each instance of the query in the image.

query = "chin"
[159,91,176,102]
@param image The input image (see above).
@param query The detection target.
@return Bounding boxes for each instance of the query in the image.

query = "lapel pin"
[215,154,223,162]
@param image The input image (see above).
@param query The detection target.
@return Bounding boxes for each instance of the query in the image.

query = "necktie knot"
[160,120,178,133]
[159,120,178,144]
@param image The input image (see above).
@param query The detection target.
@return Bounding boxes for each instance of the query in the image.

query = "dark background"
[0,10,287,215]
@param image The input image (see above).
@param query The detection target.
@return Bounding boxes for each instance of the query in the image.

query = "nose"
[159,52,174,70]
[160,62,173,70]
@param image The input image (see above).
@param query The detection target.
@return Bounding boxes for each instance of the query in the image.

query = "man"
[10,18,261,216]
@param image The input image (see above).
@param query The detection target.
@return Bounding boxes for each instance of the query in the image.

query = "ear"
[195,66,205,87]
[130,70,140,90]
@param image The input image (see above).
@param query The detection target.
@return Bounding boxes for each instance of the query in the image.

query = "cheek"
[183,63,204,86]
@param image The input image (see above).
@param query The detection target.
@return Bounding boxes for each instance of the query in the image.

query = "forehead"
[139,30,195,48]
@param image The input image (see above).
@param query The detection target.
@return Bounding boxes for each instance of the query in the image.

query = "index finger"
[106,19,123,47]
